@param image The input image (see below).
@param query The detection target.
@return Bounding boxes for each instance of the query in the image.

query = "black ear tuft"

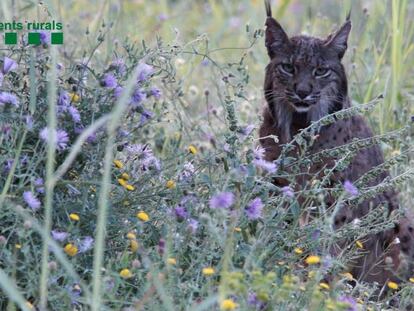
[265,0,272,18]
[325,18,352,59]
[264,1,289,59]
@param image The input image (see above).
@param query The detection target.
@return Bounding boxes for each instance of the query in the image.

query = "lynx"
[259,2,413,287]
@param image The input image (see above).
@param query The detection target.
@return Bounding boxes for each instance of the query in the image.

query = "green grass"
[0,0,413,310]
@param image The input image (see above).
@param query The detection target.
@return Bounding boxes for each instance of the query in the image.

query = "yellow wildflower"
[294,247,303,255]
[113,160,123,169]
[119,268,132,279]
[234,227,241,232]
[167,258,177,265]
[130,239,139,252]
[26,302,34,309]
[118,178,127,186]
[341,272,354,280]
[136,211,150,222]
[387,281,398,290]
[121,173,130,180]
[220,299,237,310]
[126,232,136,240]
[125,184,135,191]
[409,277,414,283]
[188,145,197,155]
[15,244,21,249]
[69,93,80,103]
[69,213,80,221]
[319,282,330,290]
[356,240,364,249]
[64,243,78,257]
[202,267,215,276]
[166,179,176,189]
[305,255,320,265]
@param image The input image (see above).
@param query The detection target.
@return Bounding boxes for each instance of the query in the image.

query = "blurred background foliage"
[3,0,413,133]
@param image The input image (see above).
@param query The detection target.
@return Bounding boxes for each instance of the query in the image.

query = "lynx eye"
[314,67,331,77]
[279,63,295,75]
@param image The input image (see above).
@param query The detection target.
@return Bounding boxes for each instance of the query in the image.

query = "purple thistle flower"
[39,31,50,44]
[253,158,277,173]
[2,57,17,74]
[0,92,19,107]
[311,229,321,240]
[239,124,255,137]
[87,132,97,143]
[247,292,258,306]
[158,238,165,256]
[58,90,70,106]
[174,206,188,220]
[150,87,162,99]
[68,106,81,123]
[35,177,45,194]
[23,191,41,211]
[245,197,263,220]
[343,180,358,196]
[139,109,153,126]
[337,296,357,311]
[253,146,265,160]
[201,59,210,66]
[39,127,70,151]
[25,115,34,130]
[78,236,94,253]
[281,186,294,198]
[3,159,13,174]
[100,73,117,89]
[179,162,195,181]
[157,13,168,22]
[136,62,153,82]
[188,218,199,233]
[51,230,68,242]
[114,86,123,99]
[2,124,11,137]
[209,192,235,209]
[109,58,126,75]
[130,88,146,107]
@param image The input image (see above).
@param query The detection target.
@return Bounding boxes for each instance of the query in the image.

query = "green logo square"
[5,32,17,45]
[28,32,40,45]
[51,32,63,45]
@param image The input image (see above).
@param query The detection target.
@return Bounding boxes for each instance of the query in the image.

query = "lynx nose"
[294,82,313,100]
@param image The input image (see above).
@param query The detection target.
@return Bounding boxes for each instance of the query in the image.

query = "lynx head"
[264,1,351,133]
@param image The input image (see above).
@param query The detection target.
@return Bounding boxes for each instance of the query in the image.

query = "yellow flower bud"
[119,268,132,279]
[64,243,78,257]
[294,247,303,255]
[220,299,237,310]
[202,267,215,276]
[130,239,139,252]
[125,184,135,191]
[166,180,176,189]
[126,232,136,240]
[305,255,320,265]
[69,213,80,221]
[167,258,176,265]
[188,145,197,155]
[136,211,150,222]
[113,160,123,169]
[387,281,398,290]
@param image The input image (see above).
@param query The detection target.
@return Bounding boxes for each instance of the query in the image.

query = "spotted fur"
[260,2,413,288]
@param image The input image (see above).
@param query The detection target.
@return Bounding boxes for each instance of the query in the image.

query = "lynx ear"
[265,1,290,58]
[325,17,352,59]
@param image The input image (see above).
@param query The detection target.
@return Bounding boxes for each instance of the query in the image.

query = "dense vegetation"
[0,1,413,310]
